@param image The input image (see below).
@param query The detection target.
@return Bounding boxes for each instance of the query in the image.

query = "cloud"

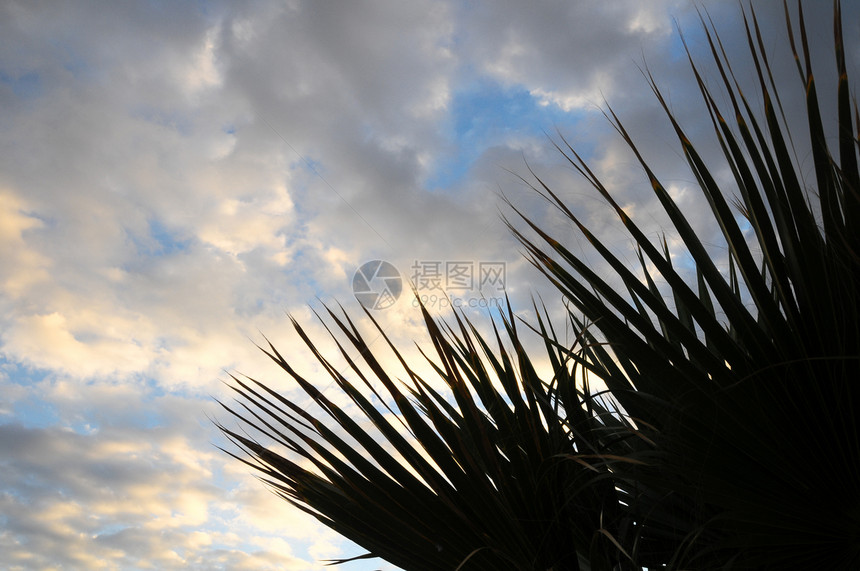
[449,1,686,107]
[0,190,52,299]
[2,312,153,378]
[0,385,337,570]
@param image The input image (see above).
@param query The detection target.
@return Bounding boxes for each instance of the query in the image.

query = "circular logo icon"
[352,260,402,310]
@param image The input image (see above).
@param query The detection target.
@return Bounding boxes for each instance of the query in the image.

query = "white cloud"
[0,387,335,570]
[2,312,154,379]
[0,190,52,299]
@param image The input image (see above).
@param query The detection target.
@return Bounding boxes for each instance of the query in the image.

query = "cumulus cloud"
[0,385,344,570]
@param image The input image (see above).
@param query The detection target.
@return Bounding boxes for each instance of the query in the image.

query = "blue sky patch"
[1,360,61,428]
[122,218,191,260]
[0,70,43,99]
[147,218,190,256]
[426,80,582,190]
[130,104,194,136]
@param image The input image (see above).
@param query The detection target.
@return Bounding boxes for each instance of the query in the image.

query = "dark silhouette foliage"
[218,2,860,568]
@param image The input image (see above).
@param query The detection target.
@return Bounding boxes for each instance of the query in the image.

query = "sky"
[1,1,857,569]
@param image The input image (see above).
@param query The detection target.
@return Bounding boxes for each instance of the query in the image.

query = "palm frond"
[511,1,860,567]
[220,2,859,569]
[218,301,628,570]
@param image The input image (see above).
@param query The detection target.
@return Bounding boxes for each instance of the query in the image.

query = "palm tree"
[218,2,859,569]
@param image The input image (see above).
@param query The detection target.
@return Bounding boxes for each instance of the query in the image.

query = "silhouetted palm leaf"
[218,302,627,570]
[509,2,859,568]
[220,2,859,569]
